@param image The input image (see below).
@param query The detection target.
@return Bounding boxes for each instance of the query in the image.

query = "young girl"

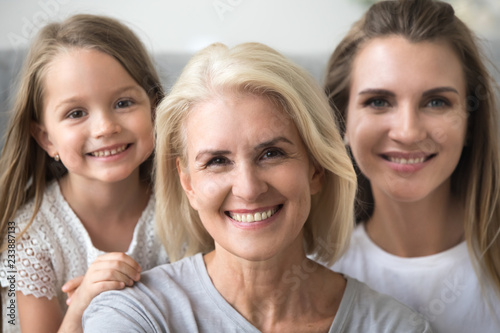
[324,0,500,332]
[0,14,167,332]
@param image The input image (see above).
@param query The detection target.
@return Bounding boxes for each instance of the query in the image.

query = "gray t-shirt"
[83,253,432,332]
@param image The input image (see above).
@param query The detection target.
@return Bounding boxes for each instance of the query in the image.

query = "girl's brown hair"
[0,14,164,249]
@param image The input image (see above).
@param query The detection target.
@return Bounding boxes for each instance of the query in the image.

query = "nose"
[231,163,268,202]
[92,111,121,138]
[388,103,427,144]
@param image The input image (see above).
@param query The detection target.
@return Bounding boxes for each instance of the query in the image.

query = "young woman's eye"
[116,99,134,109]
[366,98,390,108]
[426,98,449,108]
[67,110,87,119]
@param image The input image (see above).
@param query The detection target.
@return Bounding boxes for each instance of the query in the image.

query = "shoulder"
[90,254,202,306]
[83,255,204,332]
[335,277,432,332]
[12,181,67,230]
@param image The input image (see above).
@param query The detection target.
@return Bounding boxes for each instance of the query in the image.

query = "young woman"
[324,0,500,332]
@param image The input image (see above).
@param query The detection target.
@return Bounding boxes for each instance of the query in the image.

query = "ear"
[309,162,324,195]
[176,158,199,210]
[30,122,56,157]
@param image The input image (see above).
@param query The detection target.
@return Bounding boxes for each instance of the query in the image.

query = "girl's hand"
[62,275,83,305]
[61,252,141,316]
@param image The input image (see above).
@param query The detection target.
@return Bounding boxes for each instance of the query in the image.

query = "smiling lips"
[89,144,128,157]
[382,153,435,165]
[228,206,281,223]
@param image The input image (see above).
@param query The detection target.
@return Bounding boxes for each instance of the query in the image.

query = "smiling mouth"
[382,154,436,165]
[226,205,283,223]
[88,144,130,157]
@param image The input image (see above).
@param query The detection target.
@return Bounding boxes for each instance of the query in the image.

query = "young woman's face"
[35,48,154,185]
[345,36,467,203]
[178,94,322,261]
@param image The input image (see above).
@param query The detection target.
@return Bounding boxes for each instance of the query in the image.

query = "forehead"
[183,94,299,151]
[45,48,131,84]
[350,36,465,93]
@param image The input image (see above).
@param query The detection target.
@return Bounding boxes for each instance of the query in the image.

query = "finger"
[66,281,126,308]
[88,258,142,282]
[87,280,127,296]
[62,275,84,292]
[94,252,142,272]
[84,266,140,287]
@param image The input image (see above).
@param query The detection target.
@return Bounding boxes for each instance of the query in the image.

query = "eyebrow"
[255,136,293,150]
[194,136,294,162]
[358,87,459,98]
[358,89,395,97]
[421,87,459,97]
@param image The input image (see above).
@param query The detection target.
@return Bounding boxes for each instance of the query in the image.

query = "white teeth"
[91,144,127,157]
[229,207,279,223]
[389,157,425,164]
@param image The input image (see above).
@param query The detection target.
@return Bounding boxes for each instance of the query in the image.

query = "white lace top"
[0,181,168,333]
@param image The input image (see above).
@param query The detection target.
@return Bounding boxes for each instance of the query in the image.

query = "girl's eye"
[67,110,87,119]
[206,156,229,167]
[116,100,134,109]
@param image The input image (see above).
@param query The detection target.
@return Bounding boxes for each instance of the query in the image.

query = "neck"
[204,238,345,331]
[366,180,464,257]
[58,170,150,228]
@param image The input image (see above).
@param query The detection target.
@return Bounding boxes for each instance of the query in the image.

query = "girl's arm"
[17,252,141,333]
[58,252,141,333]
[17,293,64,333]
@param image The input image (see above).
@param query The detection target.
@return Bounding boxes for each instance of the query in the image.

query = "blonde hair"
[155,42,357,264]
[324,0,500,294]
[0,14,164,250]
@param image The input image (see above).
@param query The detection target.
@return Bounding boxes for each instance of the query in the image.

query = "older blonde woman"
[83,42,431,332]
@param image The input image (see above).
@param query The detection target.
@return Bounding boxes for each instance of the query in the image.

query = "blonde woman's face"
[178,94,322,261]
[345,36,467,203]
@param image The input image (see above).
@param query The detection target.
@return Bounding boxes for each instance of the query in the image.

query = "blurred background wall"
[0,0,499,148]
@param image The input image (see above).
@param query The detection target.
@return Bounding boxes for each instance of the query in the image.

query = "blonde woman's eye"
[205,156,229,167]
[262,148,285,160]
[67,110,87,119]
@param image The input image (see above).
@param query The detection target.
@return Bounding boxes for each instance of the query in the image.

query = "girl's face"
[345,36,467,203]
[178,94,323,262]
[33,48,154,185]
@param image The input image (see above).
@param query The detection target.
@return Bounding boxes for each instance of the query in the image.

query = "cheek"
[134,116,154,138]
[190,173,232,212]
[275,165,313,217]
[346,117,377,158]
[54,130,84,153]
[133,117,155,152]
